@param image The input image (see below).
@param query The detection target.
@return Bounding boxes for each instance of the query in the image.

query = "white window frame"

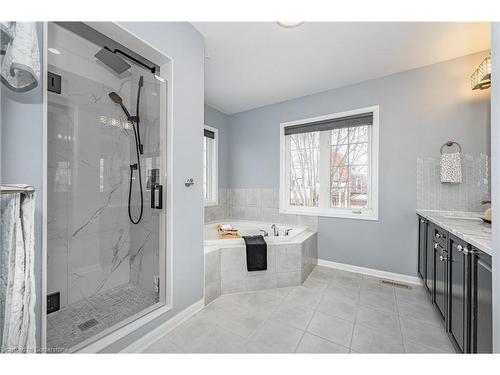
[279,105,379,221]
[204,124,219,207]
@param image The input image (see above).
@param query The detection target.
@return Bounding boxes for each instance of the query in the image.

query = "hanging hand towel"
[0,22,15,54]
[440,152,462,183]
[0,190,37,353]
[0,22,40,92]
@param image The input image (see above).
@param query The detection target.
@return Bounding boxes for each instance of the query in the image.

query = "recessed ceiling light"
[276,22,304,28]
[48,47,61,55]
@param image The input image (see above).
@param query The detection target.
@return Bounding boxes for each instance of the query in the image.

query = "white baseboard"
[120,299,205,353]
[318,259,422,286]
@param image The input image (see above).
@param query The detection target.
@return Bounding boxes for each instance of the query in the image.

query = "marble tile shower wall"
[204,188,318,231]
[416,154,489,212]
[47,60,161,309]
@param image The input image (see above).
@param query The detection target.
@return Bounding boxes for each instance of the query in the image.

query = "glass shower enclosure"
[46,22,167,351]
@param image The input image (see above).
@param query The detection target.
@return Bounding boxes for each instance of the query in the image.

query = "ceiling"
[192,22,490,115]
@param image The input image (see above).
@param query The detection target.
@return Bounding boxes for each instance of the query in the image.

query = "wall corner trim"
[318,259,422,286]
[119,299,205,353]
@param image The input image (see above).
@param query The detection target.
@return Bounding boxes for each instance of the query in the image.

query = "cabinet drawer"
[431,226,448,246]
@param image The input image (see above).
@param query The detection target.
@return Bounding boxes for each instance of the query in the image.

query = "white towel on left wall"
[0,22,40,92]
[440,152,463,184]
[0,191,37,353]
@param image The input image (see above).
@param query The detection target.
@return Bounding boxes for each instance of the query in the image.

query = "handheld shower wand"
[108,75,145,224]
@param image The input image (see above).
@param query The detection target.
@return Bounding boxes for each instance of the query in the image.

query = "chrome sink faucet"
[271,224,279,236]
[259,229,269,237]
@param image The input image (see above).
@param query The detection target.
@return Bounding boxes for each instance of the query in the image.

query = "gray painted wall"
[104,22,205,352]
[0,22,44,348]
[205,104,229,188]
[491,23,499,353]
[226,51,491,276]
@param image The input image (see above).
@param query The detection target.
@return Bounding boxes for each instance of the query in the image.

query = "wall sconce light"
[471,54,491,90]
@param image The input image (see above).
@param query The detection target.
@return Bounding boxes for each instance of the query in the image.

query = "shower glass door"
[46,22,166,352]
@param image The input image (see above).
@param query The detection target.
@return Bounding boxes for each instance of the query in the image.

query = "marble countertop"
[417,210,492,256]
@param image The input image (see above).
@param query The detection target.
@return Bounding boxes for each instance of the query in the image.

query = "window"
[280,106,379,220]
[204,125,218,206]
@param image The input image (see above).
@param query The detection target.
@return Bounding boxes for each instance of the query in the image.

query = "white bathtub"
[203,221,308,248]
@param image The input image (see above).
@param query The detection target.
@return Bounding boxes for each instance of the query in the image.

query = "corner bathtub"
[203,221,318,305]
[203,221,308,247]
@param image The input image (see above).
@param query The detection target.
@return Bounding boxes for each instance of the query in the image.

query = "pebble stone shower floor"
[142,266,455,353]
[47,284,157,351]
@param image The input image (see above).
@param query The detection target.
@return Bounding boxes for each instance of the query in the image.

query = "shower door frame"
[41,22,174,353]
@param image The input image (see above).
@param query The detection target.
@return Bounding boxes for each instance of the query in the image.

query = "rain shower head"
[108,92,132,120]
[95,47,131,75]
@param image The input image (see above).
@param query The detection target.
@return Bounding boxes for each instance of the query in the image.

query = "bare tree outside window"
[330,126,369,209]
[289,131,320,207]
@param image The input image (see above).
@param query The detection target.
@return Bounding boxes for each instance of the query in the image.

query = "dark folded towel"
[242,235,267,272]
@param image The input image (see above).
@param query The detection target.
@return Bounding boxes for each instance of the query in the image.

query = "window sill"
[279,207,379,221]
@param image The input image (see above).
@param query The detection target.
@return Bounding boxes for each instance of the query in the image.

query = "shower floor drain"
[379,279,411,289]
[78,318,99,331]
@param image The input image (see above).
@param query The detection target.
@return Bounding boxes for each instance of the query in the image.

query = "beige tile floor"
[142,266,456,353]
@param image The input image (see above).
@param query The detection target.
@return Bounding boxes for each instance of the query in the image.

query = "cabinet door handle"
[439,255,448,262]
[457,244,462,251]
[435,233,441,238]
[434,243,439,249]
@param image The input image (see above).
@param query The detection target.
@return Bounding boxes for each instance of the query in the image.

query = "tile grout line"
[348,279,362,350]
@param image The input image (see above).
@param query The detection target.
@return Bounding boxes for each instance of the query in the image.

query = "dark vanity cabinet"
[470,247,492,353]
[448,235,470,353]
[431,224,448,320]
[425,224,434,294]
[417,217,428,281]
[416,215,492,353]
[433,240,448,320]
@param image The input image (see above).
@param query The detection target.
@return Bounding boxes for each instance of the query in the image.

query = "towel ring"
[440,141,462,154]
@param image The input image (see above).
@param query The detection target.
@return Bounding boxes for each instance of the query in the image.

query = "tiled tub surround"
[416,154,489,212]
[204,188,318,230]
[204,188,230,223]
[416,210,492,255]
[204,227,318,304]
